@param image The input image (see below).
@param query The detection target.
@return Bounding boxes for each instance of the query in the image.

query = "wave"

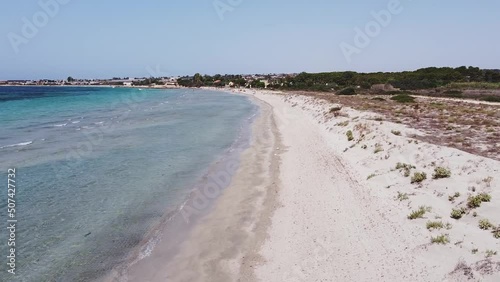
[0,141,33,149]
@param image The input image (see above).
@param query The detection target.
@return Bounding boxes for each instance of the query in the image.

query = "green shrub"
[371,97,385,101]
[396,192,409,201]
[426,221,444,230]
[486,250,498,257]
[480,96,500,103]
[479,219,494,230]
[408,206,431,220]
[396,163,415,177]
[467,193,491,209]
[411,172,427,184]
[431,234,449,245]
[391,94,415,103]
[451,208,466,219]
[433,167,451,179]
[478,193,491,202]
[493,227,500,239]
[338,87,356,95]
[346,130,354,141]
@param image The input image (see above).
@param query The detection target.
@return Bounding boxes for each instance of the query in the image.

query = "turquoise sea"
[0,86,257,281]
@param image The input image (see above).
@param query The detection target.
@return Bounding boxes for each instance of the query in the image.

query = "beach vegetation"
[367,173,376,180]
[408,206,431,220]
[411,172,427,184]
[391,94,416,103]
[396,162,415,177]
[346,130,354,141]
[448,192,460,202]
[432,167,451,179]
[338,87,356,95]
[467,193,491,209]
[486,250,498,257]
[472,248,479,254]
[479,219,494,230]
[431,234,450,245]
[426,221,444,230]
[396,192,409,201]
[451,208,466,219]
[493,227,500,239]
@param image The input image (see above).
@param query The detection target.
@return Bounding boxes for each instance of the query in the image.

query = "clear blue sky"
[1,0,499,79]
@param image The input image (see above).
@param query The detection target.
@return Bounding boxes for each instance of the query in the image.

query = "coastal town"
[0,73,294,88]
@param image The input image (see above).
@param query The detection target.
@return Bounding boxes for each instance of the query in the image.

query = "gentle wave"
[0,141,33,149]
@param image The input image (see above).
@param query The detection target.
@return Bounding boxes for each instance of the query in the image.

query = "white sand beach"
[122,89,500,282]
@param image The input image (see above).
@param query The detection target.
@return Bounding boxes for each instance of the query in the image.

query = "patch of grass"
[411,172,427,184]
[448,192,461,202]
[433,167,451,179]
[361,144,367,149]
[431,234,450,245]
[391,94,416,103]
[408,206,431,220]
[391,130,401,136]
[478,193,492,202]
[346,130,354,141]
[396,163,416,177]
[396,192,409,201]
[467,193,491,209]
[486,250,498,258]
[479,219,494,230]
[480,96,500,103]
[445,223,453,230]
[371,97,386,101]
[473,211,478,217]
[472,248,479,254]
[426,221,444,230]
[367,173,376,180]
[451,208,466,219]
[493,227,500,239]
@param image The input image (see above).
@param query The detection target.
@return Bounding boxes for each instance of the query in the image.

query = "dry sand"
[115,89,500,281]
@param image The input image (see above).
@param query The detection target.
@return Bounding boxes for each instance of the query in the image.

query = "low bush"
[426,221,444,230]
[431,234,450,245]
[408,206,431,220]
[391,94,416,103]
[411,172,427,184]
[451,208,466,219]
[433,167,451,179]
[479,219,494,230]
[346,130,354,141]
[338,87,356,95]
[391,130,401,136]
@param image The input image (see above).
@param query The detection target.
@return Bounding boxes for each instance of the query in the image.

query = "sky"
[0,0,499,79]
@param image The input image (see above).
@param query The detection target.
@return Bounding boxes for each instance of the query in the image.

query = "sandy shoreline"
[114,89,499,281]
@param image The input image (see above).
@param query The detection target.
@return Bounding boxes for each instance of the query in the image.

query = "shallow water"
[0,86,256,281]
